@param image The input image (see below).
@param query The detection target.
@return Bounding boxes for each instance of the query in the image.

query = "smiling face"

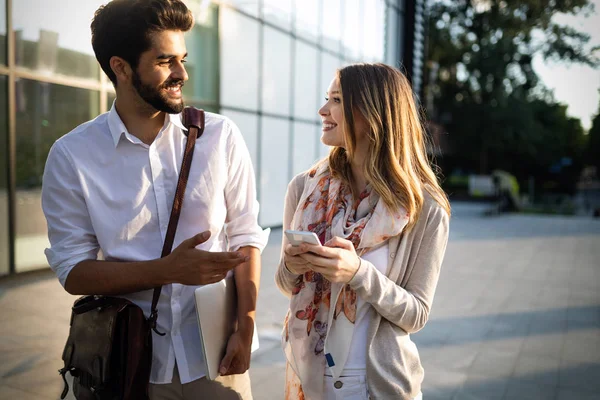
[319,78,345,147]
[131,29,189,113]
[318,76,370,152]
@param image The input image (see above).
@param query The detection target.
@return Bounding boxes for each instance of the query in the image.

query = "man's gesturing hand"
[165,231,249,285]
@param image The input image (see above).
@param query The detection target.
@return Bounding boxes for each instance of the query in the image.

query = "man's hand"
[283,243,313,275]
[165,231,249,285]
[218,329,253,376]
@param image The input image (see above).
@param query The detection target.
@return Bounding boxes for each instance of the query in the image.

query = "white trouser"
[323,375,423,400]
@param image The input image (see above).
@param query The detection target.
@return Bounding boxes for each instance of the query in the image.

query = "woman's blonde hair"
[326,63,450,228]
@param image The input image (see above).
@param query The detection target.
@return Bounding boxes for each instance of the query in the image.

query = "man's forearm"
[234,246,261,337]
[64,258,170,296]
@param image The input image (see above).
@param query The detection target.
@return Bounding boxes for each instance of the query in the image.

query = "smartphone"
[284,230,322,246]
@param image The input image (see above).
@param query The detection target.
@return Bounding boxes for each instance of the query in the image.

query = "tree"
[426,0,598,187]
[586,102,600,170]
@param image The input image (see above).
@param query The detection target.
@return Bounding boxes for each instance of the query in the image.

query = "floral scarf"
[283,164,409,400]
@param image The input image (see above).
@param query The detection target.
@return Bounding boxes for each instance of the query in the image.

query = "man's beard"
[131,70,185,114]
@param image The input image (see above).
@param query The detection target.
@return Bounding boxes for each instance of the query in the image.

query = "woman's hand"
[283,244,313,275]
[298,237,361,283]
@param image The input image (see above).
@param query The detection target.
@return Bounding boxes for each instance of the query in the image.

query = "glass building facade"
[0,0,425,276]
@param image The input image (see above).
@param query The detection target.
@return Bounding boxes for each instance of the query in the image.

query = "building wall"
[0,0,412,275]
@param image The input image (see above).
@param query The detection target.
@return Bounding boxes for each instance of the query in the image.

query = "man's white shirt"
[42,103,269,384]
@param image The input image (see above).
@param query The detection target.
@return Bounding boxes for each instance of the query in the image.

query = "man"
[41,1,268,399]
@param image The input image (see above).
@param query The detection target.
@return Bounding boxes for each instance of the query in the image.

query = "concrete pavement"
[0,202,599,399]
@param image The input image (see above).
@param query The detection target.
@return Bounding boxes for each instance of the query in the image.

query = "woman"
[275,63,450,400]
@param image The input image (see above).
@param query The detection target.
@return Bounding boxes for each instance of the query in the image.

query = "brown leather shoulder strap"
[149,107,205,335]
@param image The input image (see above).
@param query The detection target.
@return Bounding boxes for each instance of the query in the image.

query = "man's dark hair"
[91,0,194,85]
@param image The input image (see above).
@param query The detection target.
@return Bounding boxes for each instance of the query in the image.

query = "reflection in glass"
[343,0,362,60]
[184,3,219,106]
[295,0,320,43]
[220,8,260,110]
[15,80,100,271]
[321,0,342,53]
[0,77,8,275]
[0,0,6,65]
[262,26,292,116]
[220,0,260,17]
[260,117,289,226]
[320,53,343,99]
[294,41,319,120]
[13,0,105,79]
[263,0,293,31]
[386,7,400,67]
[363,0,386,62]
[107,91,116,111]
[220,109,259,170]
[293,122,318,176]
[397,14,405,66]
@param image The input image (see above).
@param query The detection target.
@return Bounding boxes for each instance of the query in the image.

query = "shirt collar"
[107,101,188,148]
[167,111,188,133]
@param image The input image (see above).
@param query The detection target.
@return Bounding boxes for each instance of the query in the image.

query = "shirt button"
[334,381,343,389]
[390,252,396,258]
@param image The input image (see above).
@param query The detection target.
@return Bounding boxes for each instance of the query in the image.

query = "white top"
[42,103,269,384]
[340,242,389,374]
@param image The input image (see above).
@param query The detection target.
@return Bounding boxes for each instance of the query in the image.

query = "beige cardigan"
[275,171,450,399]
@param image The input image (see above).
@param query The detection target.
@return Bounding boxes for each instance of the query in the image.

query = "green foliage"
[426,0,597,194]
[585,103,600,169]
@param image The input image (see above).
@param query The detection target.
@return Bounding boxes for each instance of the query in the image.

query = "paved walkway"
[0,203,599,399]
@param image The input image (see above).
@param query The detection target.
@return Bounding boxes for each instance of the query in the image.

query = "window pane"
[263,0,293,31]
[397,11,405,62]
[220,8,260,111]
[13,0,104,79]
[294,41,319,120]
[292,121,318,176]
[221,109,259,170]
[221,0,260,18]
[320,52,343,99]
[262,26,292,116]
[363,0,386,62]
[342,0,362,60]
[295,0,320,43]
[321,0,342,53]
[259,117,289,226]
[0,76,8,275]
[0,0,6,65]
[385,7,399,67]
[107,91,116,111]
[184,3,219,105]
[15,80,100,272]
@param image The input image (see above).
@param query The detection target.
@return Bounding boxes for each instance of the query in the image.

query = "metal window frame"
[6,0,15,274]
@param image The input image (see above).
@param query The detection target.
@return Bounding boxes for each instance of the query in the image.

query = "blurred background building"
[0,0,427,276]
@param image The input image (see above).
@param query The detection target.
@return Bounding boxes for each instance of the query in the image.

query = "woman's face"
[318,78,345,147]
[318,77,369,149]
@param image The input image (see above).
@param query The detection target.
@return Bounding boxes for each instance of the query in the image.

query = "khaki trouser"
[149,365,253,400]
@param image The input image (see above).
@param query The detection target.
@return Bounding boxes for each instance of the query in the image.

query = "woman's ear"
[109,56,132,85]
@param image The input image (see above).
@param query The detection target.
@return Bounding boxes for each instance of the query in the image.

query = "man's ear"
[109,56,132,84]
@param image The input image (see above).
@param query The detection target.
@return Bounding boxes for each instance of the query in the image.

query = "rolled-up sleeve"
[223,119,269,252]
[42,142,99,287]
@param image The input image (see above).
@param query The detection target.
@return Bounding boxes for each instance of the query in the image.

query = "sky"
[532,0,600,131]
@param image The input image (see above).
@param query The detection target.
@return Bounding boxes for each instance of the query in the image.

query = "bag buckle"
[58,367,75,399]
[149,310,166,336]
